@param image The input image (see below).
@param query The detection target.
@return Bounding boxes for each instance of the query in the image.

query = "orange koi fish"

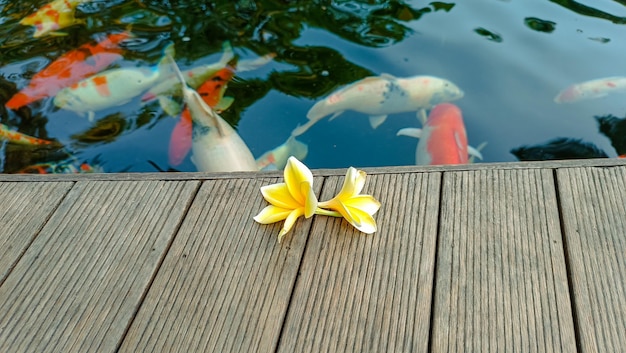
[0,124,53,145]
[20,0,88,38]
[168,65,236,166]
[6,31,130,110]
[397,103,482,165]
[17,161,101,174]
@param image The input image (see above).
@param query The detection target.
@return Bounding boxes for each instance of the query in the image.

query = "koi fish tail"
[6,92,36,110]
[292,100,341,136]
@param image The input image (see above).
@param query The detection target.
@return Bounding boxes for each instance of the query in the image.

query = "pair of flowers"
[254,157,381,242]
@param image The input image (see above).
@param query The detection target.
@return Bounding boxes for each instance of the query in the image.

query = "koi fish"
[6,31,130,110]
[292,74,464,136]
[54,44,176,120]
[20,0,88,38]
[255,136,309,171]
[0,124,54,145]
[170,56,257,172]
[596,114,626,156]
[554,76,626,103]
[397,103,481,165]
[17,161,102,174]
[168,66,236,166]
[167,52,275,166]
[510,138,608,161]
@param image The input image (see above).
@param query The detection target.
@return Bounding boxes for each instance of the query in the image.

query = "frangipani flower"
[318,167,381,234]
[253,156,318,242]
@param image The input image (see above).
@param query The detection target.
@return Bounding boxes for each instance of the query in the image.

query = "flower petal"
[301,181,318,218]
[342,195,381,215]
[328,198,362,227]
[345,206,378,234]
[336,167,358,198]
[260,183,300,209]
[284,157,313,205]
[253,205,293,224]
[278,208,304,242]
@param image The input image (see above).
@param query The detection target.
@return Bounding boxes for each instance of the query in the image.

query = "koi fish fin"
[158,96,182,117]
[417,109,428,124]
[468,141,488,163]
[214,96,234,112]
[235,53,276,72]
[87,111,96,122]
[396,127,422,138]
[379,73,398,80]
[369,115,387,129]
[327,111,344,121]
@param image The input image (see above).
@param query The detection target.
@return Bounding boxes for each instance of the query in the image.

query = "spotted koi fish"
[54,44,175,120]
[6,32,130,110]
[554,76,626,103]
[292,74,464,136]
[0,124,53,145]
[19,0,89,38]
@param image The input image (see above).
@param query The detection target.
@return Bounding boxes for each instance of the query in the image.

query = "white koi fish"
[397,103,482,165]
[554,76,626,103]
[255,136,309,171]
[54,44,176,120]
[169,55,257,172]
[292,74,464,136]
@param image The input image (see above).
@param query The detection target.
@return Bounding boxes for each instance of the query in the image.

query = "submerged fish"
[17,160,102,174]
[596,114,626,156]
[170,56,257,172]
[511,137,608,161]
[0,124,54,145]
[554,76,626,103]
[6,31,130,110]
[54,44,175,120]
[168,66,236,166]
[397,103,481,165]
[292,74,464,136]
[255,136,309,171]
[20,0,88,38]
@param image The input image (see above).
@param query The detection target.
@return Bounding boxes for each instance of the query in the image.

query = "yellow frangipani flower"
[318,167,381,234]
[253,156,318,242]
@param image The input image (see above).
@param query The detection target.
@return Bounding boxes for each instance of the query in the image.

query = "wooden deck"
[0,159,625,353]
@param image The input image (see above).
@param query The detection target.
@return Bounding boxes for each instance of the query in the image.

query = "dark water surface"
[1,0,625,172]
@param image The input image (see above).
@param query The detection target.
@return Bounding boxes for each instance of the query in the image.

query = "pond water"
[1,0,625,173]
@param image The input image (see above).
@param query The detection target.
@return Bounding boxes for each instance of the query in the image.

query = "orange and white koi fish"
[54,44,175,120]
[17,160,102,174]
[255,136,309,171]
[554,76,626,103]
[20,0,89,38]
[292,74,464,136]
[6,31,130,110]
[170,56,257,172]
[0,124,54,146]
[168,66,236,166]
[397,103,482,165]
[167,52,275,166]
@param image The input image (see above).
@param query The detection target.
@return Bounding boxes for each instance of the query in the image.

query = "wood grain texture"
[278,172,441,353]
[432,169,576,353]
[0,180,198,353]
[0,182,72,284]
[119,177,321,353]
[557,166,626,353]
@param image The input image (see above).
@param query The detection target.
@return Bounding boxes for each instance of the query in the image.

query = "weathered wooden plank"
[119,177,321,353]
[0,182,72,284]
[0,158,624,183]
[0,180,198,353]
[278,172,441,353]
[557,166,626,353]
[432,169,576,352]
